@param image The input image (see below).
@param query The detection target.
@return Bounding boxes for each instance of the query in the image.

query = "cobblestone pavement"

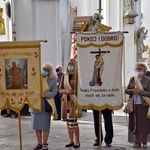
[0,107,150,150]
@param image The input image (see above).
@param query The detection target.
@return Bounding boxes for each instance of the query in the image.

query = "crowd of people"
[28,58,115,150]
[2,59,150,150]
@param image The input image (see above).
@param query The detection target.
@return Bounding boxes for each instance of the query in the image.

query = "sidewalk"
[0,107,149,150]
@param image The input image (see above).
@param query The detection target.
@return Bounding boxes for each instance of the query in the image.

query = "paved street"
[0,106,149,150]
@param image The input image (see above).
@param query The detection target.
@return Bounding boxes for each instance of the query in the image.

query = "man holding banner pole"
[93,109,114,147]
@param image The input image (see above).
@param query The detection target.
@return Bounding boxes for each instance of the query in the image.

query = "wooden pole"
[12,14,23,149]
[99,111,102,149]
[18,111,23,150]
[38,39,48,43]
[71,31,129,34]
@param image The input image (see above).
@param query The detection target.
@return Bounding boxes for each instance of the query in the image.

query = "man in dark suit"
[54,65,63,120]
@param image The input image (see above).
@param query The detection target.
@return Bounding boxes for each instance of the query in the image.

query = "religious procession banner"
[0,41,42,112]
[77,32,124,110]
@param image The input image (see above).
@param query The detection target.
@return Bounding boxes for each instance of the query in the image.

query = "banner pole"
[38,39,48,43]
[12,20,23,150]
[99,111,102,149]
[18,111,23,150]
[70,31,129,34]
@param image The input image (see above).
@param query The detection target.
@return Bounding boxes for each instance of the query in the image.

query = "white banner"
[77,32,124,110]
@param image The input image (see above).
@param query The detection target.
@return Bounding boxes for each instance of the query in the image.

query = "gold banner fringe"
[77,40,123,48]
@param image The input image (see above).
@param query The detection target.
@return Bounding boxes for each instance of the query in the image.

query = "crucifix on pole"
[90,47,110,149]
[90,48,110,86]
[99,0,101,12]
[96,0,102,14]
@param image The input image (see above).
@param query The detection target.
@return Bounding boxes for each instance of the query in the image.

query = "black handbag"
[44,98,52,112]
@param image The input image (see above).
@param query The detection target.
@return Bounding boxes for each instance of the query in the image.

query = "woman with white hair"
[125,62,150,148]
[31,63,57,150]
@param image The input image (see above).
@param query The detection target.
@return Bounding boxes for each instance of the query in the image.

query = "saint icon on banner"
[5,59,27,89]
[89,49,110,86]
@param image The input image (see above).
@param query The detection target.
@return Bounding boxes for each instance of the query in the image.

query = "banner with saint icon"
[0,41,42,112]
[76,32,124,110]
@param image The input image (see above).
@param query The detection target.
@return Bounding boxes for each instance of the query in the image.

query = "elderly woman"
[59,58,82,148]
[30,63,57,150]
[125,62,150,148]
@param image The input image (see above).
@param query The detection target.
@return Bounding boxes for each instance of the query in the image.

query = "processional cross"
[90,48,110,55]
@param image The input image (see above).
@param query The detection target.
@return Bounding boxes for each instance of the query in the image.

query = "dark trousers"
[54,93,62,119]
[93,109,114,144]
